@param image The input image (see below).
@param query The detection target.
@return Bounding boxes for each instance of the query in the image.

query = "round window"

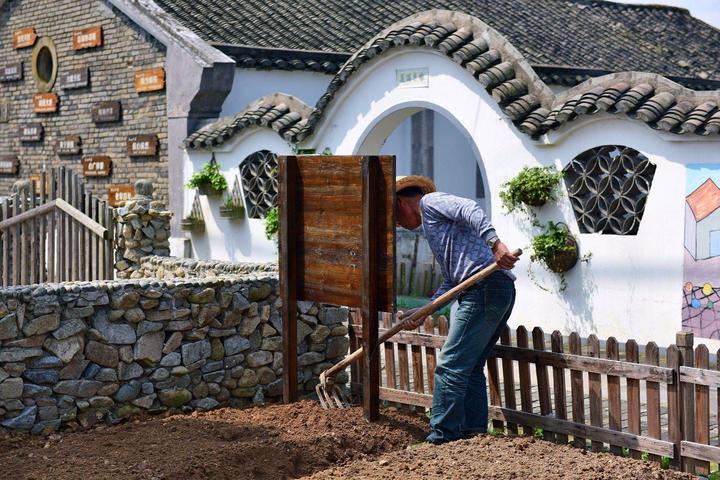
[31,37,58,92]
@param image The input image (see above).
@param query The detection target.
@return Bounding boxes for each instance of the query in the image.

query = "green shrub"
[264,206,279,241]
[530,222,577,267]
[185,162,228,192]
[499,166,564,213]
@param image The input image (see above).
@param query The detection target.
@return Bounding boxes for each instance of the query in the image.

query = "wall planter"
[185,157,227,196]
[219,204,244,218]
[219,177,246,219]
[180,217,205,232]
[530,222,585,291]
[500,166,564,213]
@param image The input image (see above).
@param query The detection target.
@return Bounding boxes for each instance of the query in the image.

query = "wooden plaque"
[13,28,37,49]
[0,62,23,82]
[108,184,134,206]
[279,155,395,310]
[0,100,9,123]
[72,26,103,50]
[91,101,121,123]
[83,156,111,177]
[127,134,158,156]
[60,67,89,89]
[56,135,82,155]
[0,156,18,175]
[20,123,43,142]
[33,93,59,113]
[134,68,165,93]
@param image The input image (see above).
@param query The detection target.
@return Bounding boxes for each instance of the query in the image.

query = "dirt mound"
[0,401,426,480]
[309,434,694,480]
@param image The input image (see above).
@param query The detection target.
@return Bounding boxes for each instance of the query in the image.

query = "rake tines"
[316,381,351,409]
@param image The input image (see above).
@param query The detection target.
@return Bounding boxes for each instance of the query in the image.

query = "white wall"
[221,69,333,117]
[301,47,720,348]
[181,129,292,263]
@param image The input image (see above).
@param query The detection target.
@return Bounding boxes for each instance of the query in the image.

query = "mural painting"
[683,164,720,339]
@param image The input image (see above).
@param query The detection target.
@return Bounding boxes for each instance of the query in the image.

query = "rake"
[316,248,522,408]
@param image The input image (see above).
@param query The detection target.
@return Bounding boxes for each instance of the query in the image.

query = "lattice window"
[564,145,656,235]
[239,150,278,219]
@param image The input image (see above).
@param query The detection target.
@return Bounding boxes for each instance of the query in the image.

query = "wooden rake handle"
[320,248,522,381]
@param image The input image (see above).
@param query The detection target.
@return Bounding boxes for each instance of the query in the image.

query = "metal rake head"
[316,374,352,409]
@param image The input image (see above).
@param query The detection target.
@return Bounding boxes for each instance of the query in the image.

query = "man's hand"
[493,240,519,269]
[398,308,425,330]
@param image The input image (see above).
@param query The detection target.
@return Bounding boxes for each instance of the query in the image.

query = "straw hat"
[396,175,436,195]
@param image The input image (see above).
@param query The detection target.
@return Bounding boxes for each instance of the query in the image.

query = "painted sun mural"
[682,164,720,339]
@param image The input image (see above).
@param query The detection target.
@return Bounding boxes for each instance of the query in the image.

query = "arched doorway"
[356,105,488,305]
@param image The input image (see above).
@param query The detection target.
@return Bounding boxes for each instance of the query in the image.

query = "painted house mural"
[683,165,720,339]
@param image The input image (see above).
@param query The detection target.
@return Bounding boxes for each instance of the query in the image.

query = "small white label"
[396,68,429,88]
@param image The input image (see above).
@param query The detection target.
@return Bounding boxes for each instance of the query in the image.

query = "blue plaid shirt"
[420,192,514,300]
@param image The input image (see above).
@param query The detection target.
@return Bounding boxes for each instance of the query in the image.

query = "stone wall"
[136,255,278,279]
[0,274,349,433]
[0,0,168,202]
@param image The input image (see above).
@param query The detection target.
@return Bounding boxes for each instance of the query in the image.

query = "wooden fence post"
[676,331,695,473]
[667,344,682,470]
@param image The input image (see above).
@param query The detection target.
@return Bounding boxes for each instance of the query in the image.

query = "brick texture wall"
[0,0,168,203]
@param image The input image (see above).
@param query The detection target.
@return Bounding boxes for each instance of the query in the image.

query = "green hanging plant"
[499,166,564,214]
[264,206,279,241]
[529,222,590,292]
[185,161,228,195]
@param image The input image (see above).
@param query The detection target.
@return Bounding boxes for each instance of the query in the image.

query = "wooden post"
[606,337,622,455]
[676,331,694,473]
[551,331,568,444]
[280,155,299,403]
[361,156,380,421]
[625,339,641,459]
[693,344,710,476]
[568,332,585,449]
[667,344,682,470]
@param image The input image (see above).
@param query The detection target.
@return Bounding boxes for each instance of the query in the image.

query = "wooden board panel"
[135,68,165,92]
[60,67,89,89]
[108,184,134,206]
[0,62,23,82]
[83,156,111,177]
[13,28,37,49]
[280,155,394,311]
[127,134,158,156]
[20,123,43,142]
[91,101,121,123]
[33,93,59,113]
[56,136,81,155]
[0,156,18,175]
[72,26,103,50]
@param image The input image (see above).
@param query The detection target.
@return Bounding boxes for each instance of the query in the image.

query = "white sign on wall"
[396,68,429,88]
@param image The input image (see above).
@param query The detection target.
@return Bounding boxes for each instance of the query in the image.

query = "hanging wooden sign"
[127,134,158,156]
[83,156,111,177]
[108,184,134,206]
[91,100,121,123]
[56,135,81,155]
[20,123,43,142]
[13,28,37,49]
[134,68,165,93]
[72,26,103,50]
[33,93,59,113]
[0,100,9,123]
[60,67,89,89]
[0,62,23,82]
[0,156,19,175]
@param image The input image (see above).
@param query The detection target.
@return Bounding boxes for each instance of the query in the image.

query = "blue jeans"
[426,271,516,444]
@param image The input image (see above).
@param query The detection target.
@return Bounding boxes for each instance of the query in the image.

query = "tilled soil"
[310,434,694,480]
[0,401,426,480]
[0,402,695,480]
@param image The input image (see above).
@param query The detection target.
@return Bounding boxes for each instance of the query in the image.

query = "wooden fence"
[350,314,720,474]
[0,167,114,285]
[396,230,443,297]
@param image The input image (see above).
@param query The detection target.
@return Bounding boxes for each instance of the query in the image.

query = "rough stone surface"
[0,314,18,340]
[85,341,119,368]
[134,332,164,364]
[182,340,211,366]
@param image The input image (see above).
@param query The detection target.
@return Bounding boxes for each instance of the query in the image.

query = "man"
[395,175,519,444]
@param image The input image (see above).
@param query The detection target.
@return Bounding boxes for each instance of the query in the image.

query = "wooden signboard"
[134,68,165,93]
[127,134,158,156]
[60,67,89,89]
[0,62,23,82]
[56,136,81,155]
[33,93,59,113]
[0,100,9,123]
[13,28,37,49]
[279,155,395,419]
[0,156,18,175]
[108,184,134,206]
[72,26,103,50]
[91,101,121,123]
[83,156,111,177]
[20,123,43,142]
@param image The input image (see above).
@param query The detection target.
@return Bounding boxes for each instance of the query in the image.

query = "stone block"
[52,319,87,340]
[0,378,24,399]
[53,380,102,398]
[118,362,143,381]
[93,312,136,344]
[44,335,84,363]
[0,313,18,340]
[134,331,164,364]
[326,337,350,359]
[85,341,119,368]
[246,351,272,368]
[223,335,250,356]
[23,313,60,336]
[181,339,211,366]
[297,352,324,366]
[158,388,192,407]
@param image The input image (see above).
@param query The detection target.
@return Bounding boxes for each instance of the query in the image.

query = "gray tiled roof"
[184,11,720,149]
[155,0,720,83]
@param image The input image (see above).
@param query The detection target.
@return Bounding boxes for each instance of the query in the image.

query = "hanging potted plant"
[499,166,564,213]
[185,161,228,196]
[264,206,279,242]
[219,193,245,219]
[180,215,205,232]
[531,222,579,273]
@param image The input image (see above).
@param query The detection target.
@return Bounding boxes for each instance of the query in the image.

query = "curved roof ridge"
[185,9,720,149]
